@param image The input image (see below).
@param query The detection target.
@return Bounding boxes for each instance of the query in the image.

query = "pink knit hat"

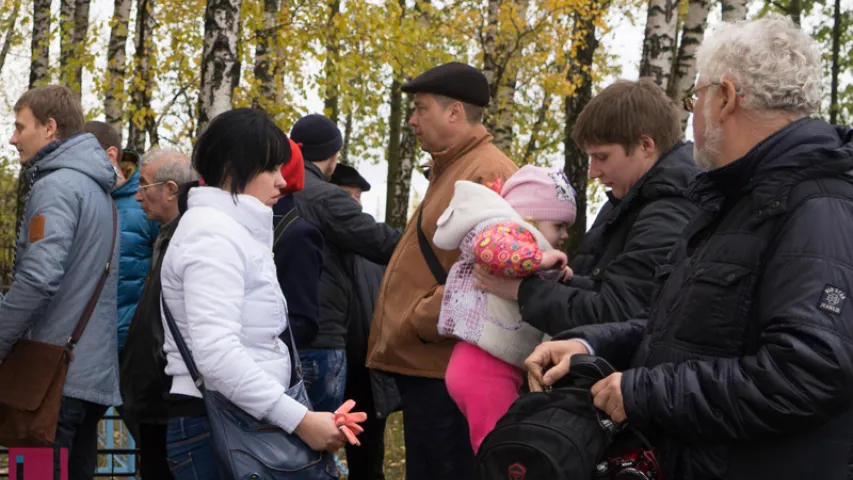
[501,165,577,224]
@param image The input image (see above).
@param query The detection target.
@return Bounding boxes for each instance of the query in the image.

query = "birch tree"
[669,0,711,130]
[29,0,50,87]
[104,0,134,135]
[639,0,680,88]
[323,0,341,123]
[128,0,156,150]
[721,0,750,21]
[0,0,20,74]
[197,0,243,134]
[252,0,279,112]
[564,0,612,255]
[481,0,529,153]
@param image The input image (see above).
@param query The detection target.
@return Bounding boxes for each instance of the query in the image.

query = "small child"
[433,165,577,452]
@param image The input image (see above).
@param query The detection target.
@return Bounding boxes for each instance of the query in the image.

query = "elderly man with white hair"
[120,147,197,480]
[525,15,853,479]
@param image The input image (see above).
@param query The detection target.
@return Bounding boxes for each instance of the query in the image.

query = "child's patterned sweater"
[434,181,551,368]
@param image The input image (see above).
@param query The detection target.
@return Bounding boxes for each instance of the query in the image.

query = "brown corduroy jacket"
[366,125,518,378]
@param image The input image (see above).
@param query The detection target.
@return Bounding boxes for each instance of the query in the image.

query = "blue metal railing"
[0,407,138,478]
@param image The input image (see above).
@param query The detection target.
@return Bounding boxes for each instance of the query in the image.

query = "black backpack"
[476,355,631,480]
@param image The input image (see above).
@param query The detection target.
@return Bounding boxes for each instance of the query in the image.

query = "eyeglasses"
[138,181,167,191]
[682,82,745,113]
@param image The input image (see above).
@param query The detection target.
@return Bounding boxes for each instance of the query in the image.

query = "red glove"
[334,400,368,446]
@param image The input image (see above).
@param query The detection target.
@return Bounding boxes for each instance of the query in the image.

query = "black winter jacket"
[294,162,402,348]
[345,255,401,419]
[518,143,700,335]
[120,219,177,423]
[562,119,853,479]
[273,195,324,349]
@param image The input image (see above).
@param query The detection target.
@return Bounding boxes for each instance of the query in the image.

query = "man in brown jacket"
[367,62,518,479]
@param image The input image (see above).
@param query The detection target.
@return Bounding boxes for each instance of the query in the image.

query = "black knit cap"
[331,163,371,192]
[289,114,343,162]
[402,62,490,107]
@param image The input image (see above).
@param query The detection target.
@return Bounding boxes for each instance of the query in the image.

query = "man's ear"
[718,79,740,122]
[44,118,58,140]
[638,135,657,155]
[165,180,179,199]
[450,101,466,123]
[105,146,120,167]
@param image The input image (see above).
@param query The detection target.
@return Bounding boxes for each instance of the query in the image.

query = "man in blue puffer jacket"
[85,121,160,353]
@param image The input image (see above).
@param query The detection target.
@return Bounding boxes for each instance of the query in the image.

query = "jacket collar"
[304,161,325,182]
[687,118,853,214]
[187,186,274,244]
[430,124,494,180]
[604,142,698,225]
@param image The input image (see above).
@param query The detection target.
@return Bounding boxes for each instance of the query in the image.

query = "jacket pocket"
[405,285,447,345]
[671,262,753,354]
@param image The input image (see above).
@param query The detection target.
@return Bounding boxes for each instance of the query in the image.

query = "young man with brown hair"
[477,78,700,337]
[0,85,121,480]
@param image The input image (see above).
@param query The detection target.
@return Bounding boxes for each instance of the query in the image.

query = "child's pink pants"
[445,341,523,453]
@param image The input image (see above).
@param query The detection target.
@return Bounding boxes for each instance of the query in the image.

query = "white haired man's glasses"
[683,82,745,113]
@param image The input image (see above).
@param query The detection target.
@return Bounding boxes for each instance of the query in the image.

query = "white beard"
[694,103,724,171]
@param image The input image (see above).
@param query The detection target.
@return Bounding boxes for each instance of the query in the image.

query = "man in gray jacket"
[0,85,121,480]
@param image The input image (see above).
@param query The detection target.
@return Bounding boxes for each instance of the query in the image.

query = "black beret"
[402,62,490,107]
[331,163,371,192]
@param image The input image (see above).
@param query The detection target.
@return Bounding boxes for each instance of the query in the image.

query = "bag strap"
[416,206,447,285]
[273,207,300,248]
[65,201,118,352]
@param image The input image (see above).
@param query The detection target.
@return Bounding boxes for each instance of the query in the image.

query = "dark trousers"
[139,423,172,479]
[53,396,109,480]
[396,375,475,480]
[345,363,386,480]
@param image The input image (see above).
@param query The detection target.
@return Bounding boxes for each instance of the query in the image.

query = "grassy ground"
[340,411,405,480]
[0,412,408,479]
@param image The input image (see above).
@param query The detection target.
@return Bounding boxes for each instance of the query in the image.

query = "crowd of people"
[1,13,853,480]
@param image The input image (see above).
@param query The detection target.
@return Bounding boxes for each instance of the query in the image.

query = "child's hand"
[559,266,574,282]
[539,250,568,271]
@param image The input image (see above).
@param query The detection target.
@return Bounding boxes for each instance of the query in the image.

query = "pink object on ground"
[445,340,523,453]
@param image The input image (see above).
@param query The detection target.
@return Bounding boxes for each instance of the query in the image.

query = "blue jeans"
[166,416,217,480]
[299,349,347,413]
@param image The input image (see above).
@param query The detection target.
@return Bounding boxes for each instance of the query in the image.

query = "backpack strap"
[273,207,300,248]
[417,206,448,285]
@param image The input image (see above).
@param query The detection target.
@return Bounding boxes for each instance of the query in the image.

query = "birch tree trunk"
[482,0,528,153]
[0,0,21,75]
[29,0,51,87]
[70,0,91,97]
[128,0,155,151]
[564,3,609,256]
[669,0,711,131]
[323,0,341,123]
[253,0,278,111]
[721,0,749,22]
[197,0,243,135]
[59,0,75,82]
[104,0,133,135]
[639,0,680,88]
[829,0,841,124]
[385,80,417,228]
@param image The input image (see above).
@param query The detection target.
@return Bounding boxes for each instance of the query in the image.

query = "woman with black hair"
[159,108,345,479]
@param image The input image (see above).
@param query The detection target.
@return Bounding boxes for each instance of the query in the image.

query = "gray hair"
[142,147,198,185]
[695,15,822,117]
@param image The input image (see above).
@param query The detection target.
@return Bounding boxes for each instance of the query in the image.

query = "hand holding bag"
[160,294,339,479]
[0,203,118,447]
